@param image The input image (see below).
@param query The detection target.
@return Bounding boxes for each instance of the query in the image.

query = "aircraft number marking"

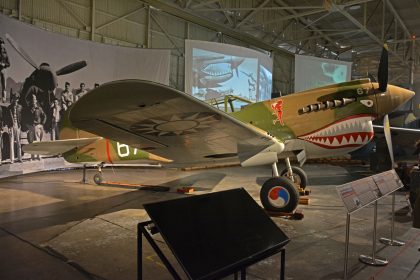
[356,88,365,95]
[117,142,139,158]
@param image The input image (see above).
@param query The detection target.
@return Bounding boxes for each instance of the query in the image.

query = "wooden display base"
[299,188,311,196]
[266,209,304,220]
[299,196,310,205]
[177,187,195,194]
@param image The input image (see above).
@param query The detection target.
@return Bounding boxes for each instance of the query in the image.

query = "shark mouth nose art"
[298,114,375,149]
[202,63,232,77]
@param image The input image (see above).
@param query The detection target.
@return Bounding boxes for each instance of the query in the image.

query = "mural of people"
[0,13,170,169]
[28,94,46,160]
[50,98,61,141]
[7,92,22,163]
[61,81,73,111]
[0,36,10,103]
[0,105,3,164]
[74,82,87,101]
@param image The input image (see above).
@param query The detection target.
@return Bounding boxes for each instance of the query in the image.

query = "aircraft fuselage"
[231,79,414,159]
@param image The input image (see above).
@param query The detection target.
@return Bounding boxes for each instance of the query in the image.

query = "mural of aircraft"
[193,55,245,88]
[23,46,414,214]
[5,33,87,132]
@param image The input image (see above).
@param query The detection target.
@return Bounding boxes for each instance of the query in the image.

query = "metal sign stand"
[343,213,351,280]
[339,170,405,279]
[359,201,389,266]
[379,192,405,246]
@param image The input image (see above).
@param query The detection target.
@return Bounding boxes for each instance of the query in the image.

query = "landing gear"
[93,173,103,185]
[260,161,300,213]
[280,166,307,189]
[93,163,104,185]
[279,157,308,189]
[260,177,299,213]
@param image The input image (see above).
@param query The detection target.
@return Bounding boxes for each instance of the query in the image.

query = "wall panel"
[0,0,294,93]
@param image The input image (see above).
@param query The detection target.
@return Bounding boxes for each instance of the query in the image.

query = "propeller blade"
[56,61,87,76]
[378,44,388,92]
[368,73,377,83]
[5,33,38,69]
[383,114,395,168]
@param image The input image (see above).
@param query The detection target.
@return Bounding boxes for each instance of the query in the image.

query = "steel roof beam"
[194,6,324,12]
[333,3,408,66]
[139,0,293,57]
[384,0,412,38]
[96,6,146,31]
[236,0,270,28]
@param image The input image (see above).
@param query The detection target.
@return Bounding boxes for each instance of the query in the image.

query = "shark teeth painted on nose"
[298,114,375,149]
[202,63,231,76]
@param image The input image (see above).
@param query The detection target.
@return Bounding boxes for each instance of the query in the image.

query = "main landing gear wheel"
[260,177,299,213]
[93,173,103,185]
[280,166,308,189]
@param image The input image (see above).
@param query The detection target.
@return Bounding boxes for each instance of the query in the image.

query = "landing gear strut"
[280,157,308,189]
[93,163,104,185]
[260,161,300,213]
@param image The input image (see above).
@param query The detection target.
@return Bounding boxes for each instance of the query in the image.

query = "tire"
[280,166,308,189]
[93,173,103,185]
[260,177,299,213]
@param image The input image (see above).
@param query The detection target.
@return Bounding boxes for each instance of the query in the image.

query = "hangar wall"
[0,0,295,95]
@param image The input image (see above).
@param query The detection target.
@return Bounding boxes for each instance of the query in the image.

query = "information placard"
[336,177,379,213]
[372,170,404,196]
[336,170,404,213]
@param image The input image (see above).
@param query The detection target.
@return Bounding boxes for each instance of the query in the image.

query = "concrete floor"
[0,163,419,280]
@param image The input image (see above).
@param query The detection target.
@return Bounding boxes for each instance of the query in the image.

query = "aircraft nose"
[375,85,415,115]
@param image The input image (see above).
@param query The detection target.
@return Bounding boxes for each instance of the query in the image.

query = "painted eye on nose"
[360,100,374,107]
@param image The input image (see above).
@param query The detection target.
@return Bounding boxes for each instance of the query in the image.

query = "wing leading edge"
[69,80,283,167]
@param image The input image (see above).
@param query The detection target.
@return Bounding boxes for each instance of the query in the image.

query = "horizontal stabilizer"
[23,137,102,156]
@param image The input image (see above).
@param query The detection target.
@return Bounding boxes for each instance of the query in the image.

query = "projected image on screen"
[294,55,352,92]
[192,48,258,101]
[185,40,273,105]
[321,63,347,84]
[259,65,273,101]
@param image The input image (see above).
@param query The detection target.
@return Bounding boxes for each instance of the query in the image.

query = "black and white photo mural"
[0,14,170,174]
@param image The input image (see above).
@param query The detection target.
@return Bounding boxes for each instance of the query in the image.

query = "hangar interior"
[0,0,420,280]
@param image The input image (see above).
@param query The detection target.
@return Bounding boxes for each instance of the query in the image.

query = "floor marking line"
[0,226,105,280]
[367,231,420,280]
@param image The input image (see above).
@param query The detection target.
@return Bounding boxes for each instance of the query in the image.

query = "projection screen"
[185,40,273,103]
[295,55,352,92]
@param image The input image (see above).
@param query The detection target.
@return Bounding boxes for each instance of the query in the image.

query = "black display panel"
[144,188,289,280]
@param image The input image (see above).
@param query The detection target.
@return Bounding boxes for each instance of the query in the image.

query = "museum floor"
[0,163,419,280]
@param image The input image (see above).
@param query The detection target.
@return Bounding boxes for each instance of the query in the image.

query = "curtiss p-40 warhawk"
[24,46,414,213]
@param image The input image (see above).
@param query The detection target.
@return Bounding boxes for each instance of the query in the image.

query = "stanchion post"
[379,192,405,246]
[359,201,388,266]
[138,223,142,280]
[82,164,87,183]
[344,213,350,280]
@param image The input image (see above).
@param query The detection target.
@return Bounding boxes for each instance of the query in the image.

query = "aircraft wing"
[69,80,282,167]
[23,137,102,155]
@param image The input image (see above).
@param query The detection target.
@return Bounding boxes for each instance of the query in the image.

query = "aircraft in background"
[24,46,414,213]
[192,55,245,88]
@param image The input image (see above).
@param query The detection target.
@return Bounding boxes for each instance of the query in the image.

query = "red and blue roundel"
[269,187,290,206]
